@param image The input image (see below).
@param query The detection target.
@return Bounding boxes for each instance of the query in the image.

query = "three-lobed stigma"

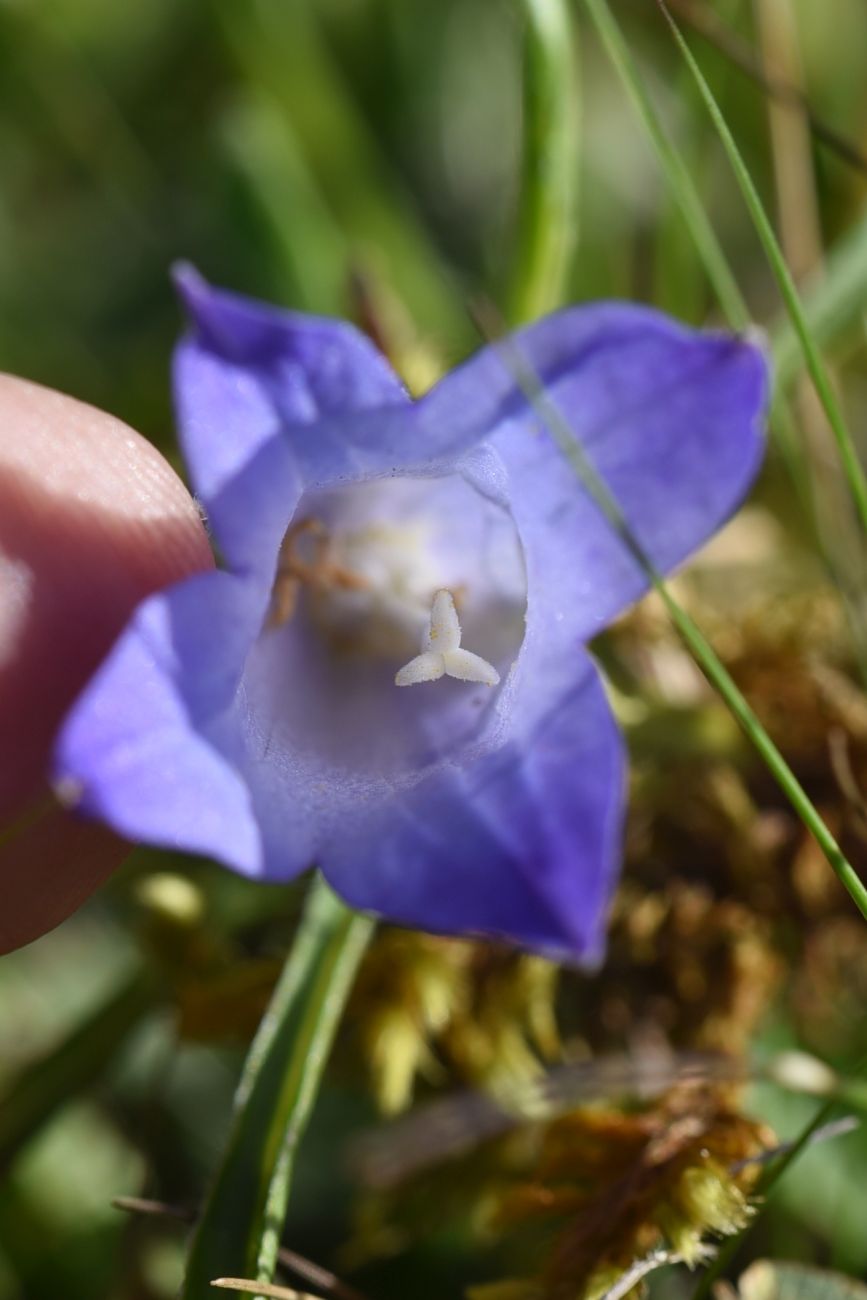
[395,589,500,688]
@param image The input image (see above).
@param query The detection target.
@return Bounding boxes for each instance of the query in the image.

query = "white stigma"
[395,589,500,688]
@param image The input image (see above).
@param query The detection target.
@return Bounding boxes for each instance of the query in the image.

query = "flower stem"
[182,874,374,1300]
[508,0,580,325]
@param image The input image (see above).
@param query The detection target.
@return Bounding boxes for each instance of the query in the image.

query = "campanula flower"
[53,267,767,961]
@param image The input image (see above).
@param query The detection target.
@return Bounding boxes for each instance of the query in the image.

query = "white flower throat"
[269,516,499,689]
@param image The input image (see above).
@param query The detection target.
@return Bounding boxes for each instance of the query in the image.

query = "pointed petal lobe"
[171,264,408,574]
[53,571,266,873]
[323,652,624,962]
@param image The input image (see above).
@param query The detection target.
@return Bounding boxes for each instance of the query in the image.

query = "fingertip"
[0,373,213,950]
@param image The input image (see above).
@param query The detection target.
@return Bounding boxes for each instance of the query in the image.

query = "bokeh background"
[3,1,867,1298]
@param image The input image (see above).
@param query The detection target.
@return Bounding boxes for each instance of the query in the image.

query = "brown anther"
[267,572,301,628]
[267,517,369,629]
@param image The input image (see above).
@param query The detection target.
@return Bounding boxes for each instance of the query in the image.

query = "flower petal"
[53,570,267,873]
[322,651,625,962]
[484,307,769,641]
[171,264,408,573]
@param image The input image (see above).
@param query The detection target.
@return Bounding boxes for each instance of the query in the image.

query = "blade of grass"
[752,0,867,683]
[508,0,580,324]
[582,0,867,682]
[582,0,817,509]
[666,0,867,179]
[582,0,749,333]
[753,0,823,286]
[772,206,867,392]
[182,874,374,1300]
[472,299,867,926]
[655,0,867,538]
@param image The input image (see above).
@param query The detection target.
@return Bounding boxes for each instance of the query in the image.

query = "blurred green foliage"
[4,0,862,441]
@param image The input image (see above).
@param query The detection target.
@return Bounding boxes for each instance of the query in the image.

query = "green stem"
[656,0,867,539]
[508,0,580,324]
[182,874,374,1299]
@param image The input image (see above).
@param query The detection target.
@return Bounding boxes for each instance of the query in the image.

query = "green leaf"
[579,0,867,555]
[182,874,374,1300]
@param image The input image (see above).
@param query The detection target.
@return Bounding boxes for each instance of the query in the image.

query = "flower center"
[264,475,527,688]
[247,474,526,779]
[269,512,450,661]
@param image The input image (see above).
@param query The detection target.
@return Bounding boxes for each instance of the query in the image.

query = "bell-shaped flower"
[53,268,768,962]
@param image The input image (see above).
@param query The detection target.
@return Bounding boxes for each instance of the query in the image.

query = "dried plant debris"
[575,545,867,1061]
[582,880,782,1055]
[792,916,867,1055]
[347,1083,772,1300]
[471,1084,771,1300]
[346,931,560,1113]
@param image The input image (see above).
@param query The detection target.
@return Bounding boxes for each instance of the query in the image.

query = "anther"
[395,589,500,688]
[268,518,369,628]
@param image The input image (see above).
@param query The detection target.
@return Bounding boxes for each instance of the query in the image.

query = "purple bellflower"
[54,268,768,962]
